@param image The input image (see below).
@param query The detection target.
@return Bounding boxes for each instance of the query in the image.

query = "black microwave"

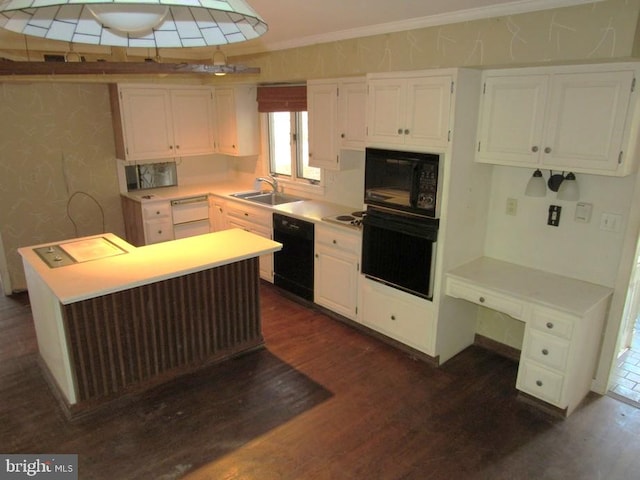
[364,148,441,217]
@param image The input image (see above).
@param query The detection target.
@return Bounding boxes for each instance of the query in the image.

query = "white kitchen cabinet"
[121,195,174,246]
[366,72,453,150]
[110,84,215,161]
[446,257,612,416]
[308,77,366,170]
[209,196,228,232]
[476,63,640,175]
[225,199,273,281]
[214,86,259,156]
[360,277,436,356]
[314,223,361,320]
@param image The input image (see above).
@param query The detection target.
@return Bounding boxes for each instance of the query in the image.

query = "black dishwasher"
[273,213,314,301]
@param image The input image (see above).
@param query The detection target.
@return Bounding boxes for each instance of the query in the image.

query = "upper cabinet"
[213,85,260,157]
[476,63,640,176]
[366,72,453,151]
[308,77,366,170]
[110,84,215,161]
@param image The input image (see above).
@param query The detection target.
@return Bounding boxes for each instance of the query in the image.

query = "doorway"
[609,250,640,406]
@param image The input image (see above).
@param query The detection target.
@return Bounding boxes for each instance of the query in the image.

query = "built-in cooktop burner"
[322,211,366,229]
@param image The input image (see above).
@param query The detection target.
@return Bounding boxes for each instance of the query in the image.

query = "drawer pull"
[546,322,554,329]
[542,349,549,356]
[536,380,543,387]
[244,212,249,216]
[479,296,485,303]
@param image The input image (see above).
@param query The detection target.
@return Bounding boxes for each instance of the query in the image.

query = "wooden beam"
[0,61,260,76]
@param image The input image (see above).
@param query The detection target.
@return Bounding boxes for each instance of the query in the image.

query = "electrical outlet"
[506,198,517,216]
[548,205,561,226]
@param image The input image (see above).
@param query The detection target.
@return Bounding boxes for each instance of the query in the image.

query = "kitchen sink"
[230,191,305,206]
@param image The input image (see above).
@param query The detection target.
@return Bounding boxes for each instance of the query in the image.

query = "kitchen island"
[19,229,281,417]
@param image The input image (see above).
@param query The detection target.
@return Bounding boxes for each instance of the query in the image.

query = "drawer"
[142,202,171,220]
[517,361,564,406]
[316,225,360,254]
[523,330,570,371]
[226,201,272,227]
[361,279,435,354]
[144,220,173,244]
[446,278,526,320]
[530,307,575,340]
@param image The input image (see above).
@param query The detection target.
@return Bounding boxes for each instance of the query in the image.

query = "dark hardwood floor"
[2,283,640,479]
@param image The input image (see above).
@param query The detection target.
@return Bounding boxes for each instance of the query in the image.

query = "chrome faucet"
[256,175,279,193]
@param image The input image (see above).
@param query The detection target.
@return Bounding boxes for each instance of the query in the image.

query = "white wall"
[484,166,636,288]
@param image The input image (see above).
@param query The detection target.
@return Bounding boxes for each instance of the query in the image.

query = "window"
[267,111,321,183]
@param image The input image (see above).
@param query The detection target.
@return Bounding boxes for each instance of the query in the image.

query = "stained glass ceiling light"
[0,0,268,48]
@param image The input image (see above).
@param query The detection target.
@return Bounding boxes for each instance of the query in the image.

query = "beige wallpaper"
[237,0,640,83]
[0,83,124,291]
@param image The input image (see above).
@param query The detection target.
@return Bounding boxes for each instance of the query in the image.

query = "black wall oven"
[362,148,441,300]
[361,207,438,300]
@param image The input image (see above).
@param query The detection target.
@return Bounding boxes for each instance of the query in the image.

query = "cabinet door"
[339,79,367,149]
[120,88,175,160]
[171,88,215,156]
[476,74,548,166]
[314,246,358,320]
[405,76,452,149]
[308,82,339,169]
[214,88,239,155]
[367,78,406,145]
[542,71,633,172]
[209,198,228,232]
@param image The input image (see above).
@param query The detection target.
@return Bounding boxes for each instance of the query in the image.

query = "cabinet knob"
[544,147,552,154]
[536,380,543,387]
[176,145,180,149]
[531,146,539,152]
[332,239,337,244]
[156,211,160,215]
[542,349,549,356]
[404,129,410,135]
[315,253,319,258]
[169,145,173,149]
[244,212,249,216]
[157,230,162,234]
[479,296,485,303]
[397,128,403,135]
[546,322,554,329]
[341,133,345,138]
[391,315,396,321]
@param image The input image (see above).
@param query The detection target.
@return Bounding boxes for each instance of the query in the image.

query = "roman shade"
[257,85,307,112]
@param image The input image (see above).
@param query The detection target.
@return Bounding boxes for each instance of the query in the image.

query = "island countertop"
[19,229,282,305]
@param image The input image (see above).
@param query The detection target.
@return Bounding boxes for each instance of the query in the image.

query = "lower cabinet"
[121,196,174,246]
[225,199,273,282]
[314,224,361,320]
[360,277,436,356]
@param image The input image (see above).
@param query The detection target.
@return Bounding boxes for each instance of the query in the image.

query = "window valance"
[257,85,307,112]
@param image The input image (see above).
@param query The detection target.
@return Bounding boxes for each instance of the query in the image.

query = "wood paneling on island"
[62,258,261,408]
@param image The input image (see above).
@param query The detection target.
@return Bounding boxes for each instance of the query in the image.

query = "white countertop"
[19,230,282,305]
[447,257,613,316]
[121,181,363,227]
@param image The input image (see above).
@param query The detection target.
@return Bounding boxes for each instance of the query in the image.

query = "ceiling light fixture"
[0,0,268,48]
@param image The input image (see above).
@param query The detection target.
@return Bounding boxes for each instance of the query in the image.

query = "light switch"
[600,212,623,232]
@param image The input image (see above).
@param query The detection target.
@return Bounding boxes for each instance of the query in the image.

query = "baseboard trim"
[474,334,521,362]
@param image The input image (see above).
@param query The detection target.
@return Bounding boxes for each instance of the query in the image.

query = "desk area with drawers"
[446,257,613,416]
